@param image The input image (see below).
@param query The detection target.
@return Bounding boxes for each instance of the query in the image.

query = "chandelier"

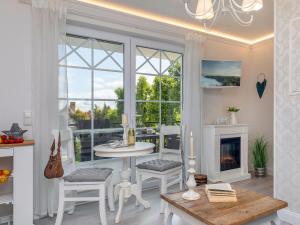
[184,0,263,28]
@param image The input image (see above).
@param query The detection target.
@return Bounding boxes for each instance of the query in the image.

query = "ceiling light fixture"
[184,0,263,28]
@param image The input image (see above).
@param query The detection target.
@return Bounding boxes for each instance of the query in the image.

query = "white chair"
[136,125,183,213]
[53,128,115,225]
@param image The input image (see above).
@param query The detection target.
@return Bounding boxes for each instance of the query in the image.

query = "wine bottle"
[128,128,136,146]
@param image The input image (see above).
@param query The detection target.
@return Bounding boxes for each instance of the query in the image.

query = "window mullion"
[130,39,136,129]
[159,50,162,128]
[91,38,95,161]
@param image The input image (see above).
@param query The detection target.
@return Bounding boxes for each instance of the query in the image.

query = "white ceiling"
[101,0,274,40]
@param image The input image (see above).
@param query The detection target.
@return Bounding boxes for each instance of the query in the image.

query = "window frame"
[62,25,131,161]
[130,38,184,129]
[61,25,184,163]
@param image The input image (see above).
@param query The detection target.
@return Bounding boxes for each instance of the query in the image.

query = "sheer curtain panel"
[182,33,205,172]
[31,0,67,217]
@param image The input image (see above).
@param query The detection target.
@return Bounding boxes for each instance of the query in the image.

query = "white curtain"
[31,0,67,217]
[182,33,205,173]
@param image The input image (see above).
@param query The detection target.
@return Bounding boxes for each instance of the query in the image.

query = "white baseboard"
[278,208,300,224]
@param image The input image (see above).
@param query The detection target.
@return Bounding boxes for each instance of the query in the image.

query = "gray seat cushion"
[136,159,182,172]
[64,168,113,182]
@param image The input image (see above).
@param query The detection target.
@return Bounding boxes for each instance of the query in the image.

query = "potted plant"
[252,137,268,177]
[227,106,239,125]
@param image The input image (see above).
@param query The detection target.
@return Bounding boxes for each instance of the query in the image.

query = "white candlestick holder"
[121,123,129,146]
[182,156,200,200]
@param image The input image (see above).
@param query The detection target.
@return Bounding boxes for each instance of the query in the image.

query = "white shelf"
[0,148,13,157]
[0,193,13,205]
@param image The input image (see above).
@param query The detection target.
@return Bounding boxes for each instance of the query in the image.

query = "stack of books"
[205,183,237,203]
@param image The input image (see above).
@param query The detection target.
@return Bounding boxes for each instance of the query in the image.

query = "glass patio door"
[130,38,184,184]
[58,26,130,184]
[59,26,183,185]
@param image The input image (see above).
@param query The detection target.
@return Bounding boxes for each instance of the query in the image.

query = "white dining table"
[94,142,155,223]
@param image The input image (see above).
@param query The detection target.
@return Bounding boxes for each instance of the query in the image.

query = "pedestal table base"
[114,158,150,223]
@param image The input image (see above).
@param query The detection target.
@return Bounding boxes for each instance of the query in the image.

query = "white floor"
[36,186,184,225]
[35,176,274,225]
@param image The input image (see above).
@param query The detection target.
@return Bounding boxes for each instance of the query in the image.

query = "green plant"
[74,136,82,162]
[252,137,268,168]
[227,106,240,112]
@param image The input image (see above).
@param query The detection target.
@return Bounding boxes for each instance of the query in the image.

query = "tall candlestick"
[121,124,129,146]
[190,131,194,157]
[122,114,128,125]
[182,156,200,200]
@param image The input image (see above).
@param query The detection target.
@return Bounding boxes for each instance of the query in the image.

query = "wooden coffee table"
[161,186,287,225]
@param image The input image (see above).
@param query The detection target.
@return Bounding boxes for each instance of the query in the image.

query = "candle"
[122,114,128,125]
[190,131,194,157]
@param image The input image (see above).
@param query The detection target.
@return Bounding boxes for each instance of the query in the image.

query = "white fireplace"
[202,124,251,183]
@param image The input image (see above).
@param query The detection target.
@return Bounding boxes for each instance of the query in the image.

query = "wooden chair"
[136,125,183,213]
[53,128,115,225]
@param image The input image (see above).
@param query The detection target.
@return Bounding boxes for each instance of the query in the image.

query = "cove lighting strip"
[78,0,273,45]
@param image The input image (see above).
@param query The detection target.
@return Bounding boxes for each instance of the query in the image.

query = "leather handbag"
[44,132,64,179]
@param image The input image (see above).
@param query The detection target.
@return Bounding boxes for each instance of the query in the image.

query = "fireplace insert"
[220,137,241,171]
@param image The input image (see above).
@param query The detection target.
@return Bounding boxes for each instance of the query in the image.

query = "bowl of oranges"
[0,169,11,184]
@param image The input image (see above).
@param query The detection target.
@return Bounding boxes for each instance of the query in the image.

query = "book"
[206,183,233,191]
[205,183,237,202]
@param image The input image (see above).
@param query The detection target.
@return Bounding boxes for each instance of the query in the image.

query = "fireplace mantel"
[202,124,251,183]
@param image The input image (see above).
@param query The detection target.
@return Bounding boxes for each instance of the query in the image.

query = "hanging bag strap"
[44,131,64,179]
[57,132,61,154]
[50,139,55,156]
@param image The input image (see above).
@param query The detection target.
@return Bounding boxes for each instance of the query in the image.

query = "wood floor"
[35,176,273,225]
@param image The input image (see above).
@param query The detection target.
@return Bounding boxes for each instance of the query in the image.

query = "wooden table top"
[0,140,35,148]
[161,186,287,225]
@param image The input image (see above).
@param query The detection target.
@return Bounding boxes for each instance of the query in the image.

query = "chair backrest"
[51,128,75,172]
[159,125,182,161]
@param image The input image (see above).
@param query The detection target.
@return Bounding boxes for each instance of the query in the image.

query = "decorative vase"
[230,112,238,125]
[255,167,266,177]
[2,123,27,138]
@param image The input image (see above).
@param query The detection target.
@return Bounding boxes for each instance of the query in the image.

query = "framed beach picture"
[201,60,242,88]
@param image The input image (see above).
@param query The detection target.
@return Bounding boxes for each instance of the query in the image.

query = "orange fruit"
[0,175,8,183]
[2,170,10,176]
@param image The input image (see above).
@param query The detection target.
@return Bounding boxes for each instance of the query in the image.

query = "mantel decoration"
[227,106,239,125]
[182,132,200,200]
[256,73,267,98]
[183,0,263,28]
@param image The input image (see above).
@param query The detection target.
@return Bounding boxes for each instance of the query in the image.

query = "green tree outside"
[70,62,182,128]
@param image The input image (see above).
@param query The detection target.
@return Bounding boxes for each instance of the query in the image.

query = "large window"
[59,35,125,162]
[59,30,183,162]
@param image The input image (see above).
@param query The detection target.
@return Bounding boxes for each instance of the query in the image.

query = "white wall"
[0,0,32,139]
[203,38,274,174]
[249,40,274,174]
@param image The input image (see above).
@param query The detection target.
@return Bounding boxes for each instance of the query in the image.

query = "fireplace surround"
[202,124,250,183]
